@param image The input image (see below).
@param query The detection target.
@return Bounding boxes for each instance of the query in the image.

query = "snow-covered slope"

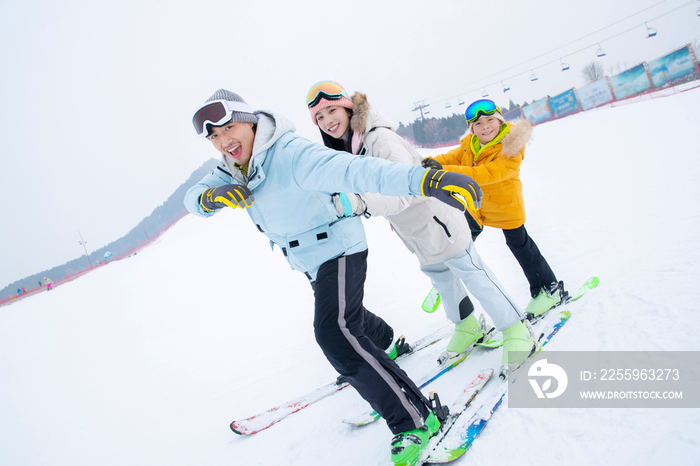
[1,87,699,466]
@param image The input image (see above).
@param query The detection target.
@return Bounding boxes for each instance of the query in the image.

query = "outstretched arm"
[287,139,483,213]
[438,156,522,187]
[184,163,237,217]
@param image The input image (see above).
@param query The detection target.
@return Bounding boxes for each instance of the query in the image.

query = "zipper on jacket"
[356,127,380,155]
[433,216,451,237]
[216,165,232,177]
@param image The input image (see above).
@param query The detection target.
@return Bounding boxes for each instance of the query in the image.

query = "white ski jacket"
[343,93,473,265]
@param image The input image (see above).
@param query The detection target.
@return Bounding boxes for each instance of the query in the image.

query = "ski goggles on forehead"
[306,81,350,108]
[192,100,254,137]
[465,99,502,123]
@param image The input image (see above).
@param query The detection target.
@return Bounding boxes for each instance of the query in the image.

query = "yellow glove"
[420,169,482,211]
[200,184,254,211]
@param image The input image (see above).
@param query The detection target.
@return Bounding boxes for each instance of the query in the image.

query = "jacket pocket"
[283,223,348,274]
[432,216,452,237]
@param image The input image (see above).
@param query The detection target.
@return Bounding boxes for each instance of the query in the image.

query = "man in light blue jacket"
[184,89,483,465]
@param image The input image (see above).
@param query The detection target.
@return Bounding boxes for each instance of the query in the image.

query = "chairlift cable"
[407,0,692,115]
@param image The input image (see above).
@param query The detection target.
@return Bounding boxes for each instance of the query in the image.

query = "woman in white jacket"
[306,81,535,370]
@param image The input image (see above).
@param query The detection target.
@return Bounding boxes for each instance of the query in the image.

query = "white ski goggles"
[192,100,254,137]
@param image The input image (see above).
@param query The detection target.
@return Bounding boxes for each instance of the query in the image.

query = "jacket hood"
[251,110,296,157]
[350,92,394,134]
[461,118,532,159]
[221,110,296,173]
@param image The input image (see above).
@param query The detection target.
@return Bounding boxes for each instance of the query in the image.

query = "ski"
[343,326,500,426]
[510,275,598,378]
[425,275,599,318]
[422,287,441,313]
[230,324,453,435]
[413,369,494,465]
[570,276,599,301]
[424,293,584,463]
[230,380,350,436]
[424,378,505,464]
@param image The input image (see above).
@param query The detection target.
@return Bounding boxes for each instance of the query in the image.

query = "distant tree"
[582,61,605,84]
[508,99,518,112]
[396,121,415,141]
[423,118,448,144]
[396,113,466,146]
[607,61,630,75]
[413,119,427,144]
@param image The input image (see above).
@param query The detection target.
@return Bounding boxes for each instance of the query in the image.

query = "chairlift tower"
[412,100,429,120]
[75,230,93,269]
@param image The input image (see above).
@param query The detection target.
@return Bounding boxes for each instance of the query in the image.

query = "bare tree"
[581,61,605,84]
[607,61,630,75]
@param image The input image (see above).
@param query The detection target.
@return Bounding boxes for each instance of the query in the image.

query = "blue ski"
[424,277,597,463]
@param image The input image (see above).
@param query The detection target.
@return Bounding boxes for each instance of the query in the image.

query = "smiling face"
[471,115,503,144]
[315,106,351,139]
[207,121,256,166]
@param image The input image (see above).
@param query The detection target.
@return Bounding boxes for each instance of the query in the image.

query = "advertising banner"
[548,88,581,118]
[648,46,697,88]
[610,63,652,100]
[522,97,552,125]
[578,78,613,110]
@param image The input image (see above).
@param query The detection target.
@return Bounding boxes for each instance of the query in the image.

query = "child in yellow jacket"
[423,99,566,316]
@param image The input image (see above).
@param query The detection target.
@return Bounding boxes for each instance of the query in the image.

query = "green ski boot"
[524,281,567,317]
[501,319,536,366]
[386,335,411,360]
[390,411,441,466]
[443,314,484,359]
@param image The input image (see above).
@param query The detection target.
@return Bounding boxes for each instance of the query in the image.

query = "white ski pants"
[419,242,524,330]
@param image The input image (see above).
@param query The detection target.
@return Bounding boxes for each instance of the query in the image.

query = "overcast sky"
[0,0,697,290]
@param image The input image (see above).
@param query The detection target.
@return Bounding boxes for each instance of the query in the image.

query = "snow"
[2,86,700,465]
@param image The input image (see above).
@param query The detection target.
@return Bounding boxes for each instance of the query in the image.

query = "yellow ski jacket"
[432,119,532,230]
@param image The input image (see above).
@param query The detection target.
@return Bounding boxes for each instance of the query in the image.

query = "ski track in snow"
[1,86,700,465]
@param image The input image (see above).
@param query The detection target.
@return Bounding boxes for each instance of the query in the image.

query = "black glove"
[421,157,443,170]
[200,184,254,211]
[420,169,482,211]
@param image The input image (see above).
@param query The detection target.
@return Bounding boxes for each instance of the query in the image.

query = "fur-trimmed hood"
[350,92,394,134]
[463,118,532,159]
[345,91,474,266]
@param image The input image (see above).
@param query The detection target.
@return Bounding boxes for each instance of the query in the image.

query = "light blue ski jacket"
[184,110,427,281]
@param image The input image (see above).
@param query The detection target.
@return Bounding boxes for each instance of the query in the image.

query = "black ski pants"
[502,225,557,298]
[311,249,431,434]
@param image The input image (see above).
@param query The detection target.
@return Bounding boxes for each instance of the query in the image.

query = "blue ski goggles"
[465,99,502,123]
